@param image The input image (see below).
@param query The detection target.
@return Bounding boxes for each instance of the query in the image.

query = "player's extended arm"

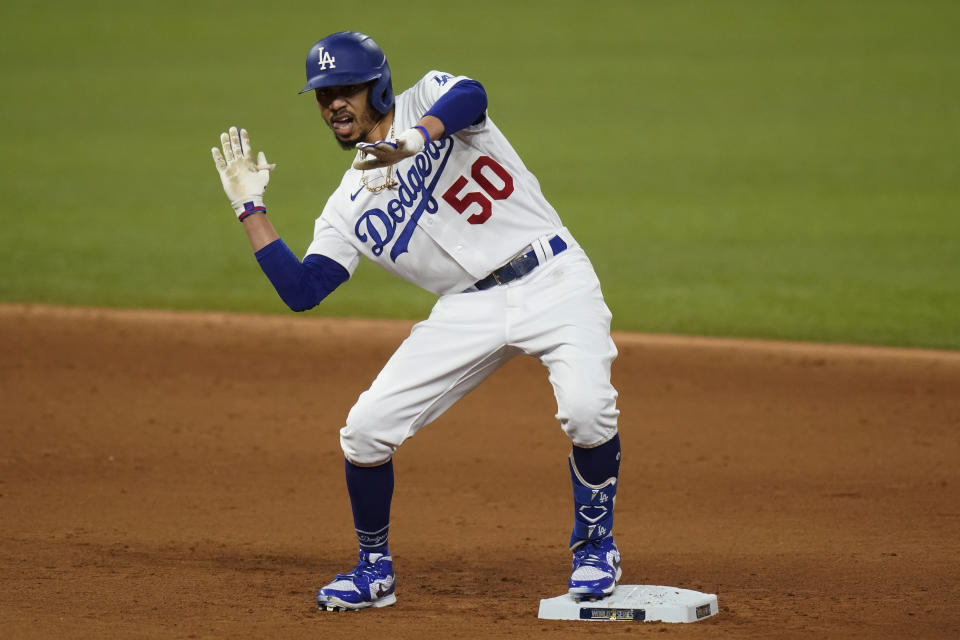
[353,79,488,170]
[212,126,348,311]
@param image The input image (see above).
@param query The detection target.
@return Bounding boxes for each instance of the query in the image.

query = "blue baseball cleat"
[317,550,397,611]
[568,535,622,600]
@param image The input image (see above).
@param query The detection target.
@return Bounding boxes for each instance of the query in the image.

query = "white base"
[538,585,718,623]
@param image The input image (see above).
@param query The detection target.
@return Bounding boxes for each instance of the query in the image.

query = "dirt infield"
[1,304,959,639]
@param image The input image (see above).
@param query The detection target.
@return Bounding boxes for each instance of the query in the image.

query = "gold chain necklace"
[360,122,399,193]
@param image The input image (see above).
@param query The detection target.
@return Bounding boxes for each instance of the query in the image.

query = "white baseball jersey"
[305,71,566,294]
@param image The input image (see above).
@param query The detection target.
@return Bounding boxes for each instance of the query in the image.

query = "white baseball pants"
[340,244,620,466]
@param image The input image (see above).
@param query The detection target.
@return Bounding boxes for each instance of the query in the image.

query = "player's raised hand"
[353,127,428,170]
[211,126,276,219]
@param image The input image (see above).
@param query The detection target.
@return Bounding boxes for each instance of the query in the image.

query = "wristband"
[238,200,266,222]
[413,125,430,146]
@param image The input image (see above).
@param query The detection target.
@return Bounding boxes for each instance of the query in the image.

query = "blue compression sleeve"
[254,239,349,312]
[425,79,487,134]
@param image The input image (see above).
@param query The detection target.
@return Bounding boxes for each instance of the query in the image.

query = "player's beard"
[330,105,382,150]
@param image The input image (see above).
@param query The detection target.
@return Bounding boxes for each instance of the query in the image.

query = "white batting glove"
[352,126,429,170]
[211,126,276,220]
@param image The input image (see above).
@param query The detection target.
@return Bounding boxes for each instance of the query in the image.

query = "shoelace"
[573,542,610,571]
[337,559,388,582]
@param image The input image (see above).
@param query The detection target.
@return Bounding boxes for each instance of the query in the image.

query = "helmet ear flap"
[300,31,394,114]
[369,61,393,114]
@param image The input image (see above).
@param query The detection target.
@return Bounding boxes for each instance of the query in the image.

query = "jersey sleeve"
[304,216,362,276]
[409,71,488,133]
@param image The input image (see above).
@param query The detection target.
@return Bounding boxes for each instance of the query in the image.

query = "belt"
[472,234,568,291]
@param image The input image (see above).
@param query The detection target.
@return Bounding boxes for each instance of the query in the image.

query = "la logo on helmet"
[317,47,336,70]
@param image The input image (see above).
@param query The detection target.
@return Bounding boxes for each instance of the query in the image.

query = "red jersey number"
[441,156,515,225]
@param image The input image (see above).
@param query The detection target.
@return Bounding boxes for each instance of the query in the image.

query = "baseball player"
[211,31,623,611]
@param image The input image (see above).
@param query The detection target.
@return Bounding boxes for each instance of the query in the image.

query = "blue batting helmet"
[299,31,394,114]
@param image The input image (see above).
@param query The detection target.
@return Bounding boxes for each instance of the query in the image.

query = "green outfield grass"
[2,1,958,348]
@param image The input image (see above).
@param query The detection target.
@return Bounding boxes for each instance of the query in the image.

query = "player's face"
[315,83,381,150]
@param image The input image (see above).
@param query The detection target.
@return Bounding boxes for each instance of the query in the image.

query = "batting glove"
[211,126,276,220]
[352,126,429,170]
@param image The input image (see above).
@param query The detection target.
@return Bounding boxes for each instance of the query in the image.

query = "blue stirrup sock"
[344,458,394,554]
[569,434,621,549]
